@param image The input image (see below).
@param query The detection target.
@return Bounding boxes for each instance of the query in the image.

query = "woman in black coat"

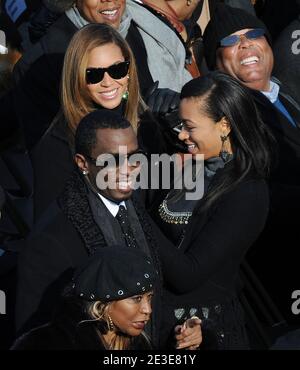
[13,0,191,151]
[31,23,166,221]
[151,72,274,349]
[13,246,202,350]
[12,247,157,350]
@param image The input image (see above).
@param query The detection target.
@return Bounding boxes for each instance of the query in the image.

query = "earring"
[107,314,115,331]
[219,134,231,162]
[187,0,192,6]
[122,90,129,100]
[82,170,88,175]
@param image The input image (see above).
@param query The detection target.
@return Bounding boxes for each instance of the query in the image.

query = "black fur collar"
[58,170,105,254]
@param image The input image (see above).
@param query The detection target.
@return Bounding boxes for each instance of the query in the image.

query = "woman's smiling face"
[179,97,231,160]
[86,43,129,110]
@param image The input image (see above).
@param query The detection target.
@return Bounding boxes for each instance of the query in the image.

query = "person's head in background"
[178,71,273,206]
[64,246,157,350]
[76,0,126,29]
[28,1,126,45]
[203,3,273,92]
[141,0,203,43]
[61,23,142,134]
[164,0,202,21]
[74,110,142,203]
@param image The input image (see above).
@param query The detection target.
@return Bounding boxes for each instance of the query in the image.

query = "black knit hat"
[203,3,271,70]
[72,246,158,302]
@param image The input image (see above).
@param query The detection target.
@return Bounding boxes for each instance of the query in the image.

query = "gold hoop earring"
[107,314,115,331]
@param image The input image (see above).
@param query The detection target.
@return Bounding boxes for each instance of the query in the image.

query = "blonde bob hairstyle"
[61,23,143,134]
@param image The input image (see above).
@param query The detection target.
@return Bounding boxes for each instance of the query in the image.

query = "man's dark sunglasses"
[85,149,146,168]
[86,61,130,85]
[220,28,265,47]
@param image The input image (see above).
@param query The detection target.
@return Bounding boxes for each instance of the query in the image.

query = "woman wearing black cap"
[12,247,201,350]
[12,247,155,350]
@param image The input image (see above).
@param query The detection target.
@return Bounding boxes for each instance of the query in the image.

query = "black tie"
[116,205,137,248]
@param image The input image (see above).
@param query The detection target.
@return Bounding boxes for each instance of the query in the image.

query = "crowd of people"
[1,0,300,350]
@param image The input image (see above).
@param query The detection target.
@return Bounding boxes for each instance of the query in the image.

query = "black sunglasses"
[85,149,146,168]
[220,28,265,47]
[86,61,130,85]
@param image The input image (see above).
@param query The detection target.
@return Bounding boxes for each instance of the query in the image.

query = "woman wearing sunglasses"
[31,23,166,221]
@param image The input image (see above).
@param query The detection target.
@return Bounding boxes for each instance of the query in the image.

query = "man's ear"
[74,154,89,174]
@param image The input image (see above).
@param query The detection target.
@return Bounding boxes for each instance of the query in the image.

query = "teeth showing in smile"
[100,10,118,16]
[188,144,196,149]
[240,56,259,65]
[101,89,118,97]
[118,181,132,189]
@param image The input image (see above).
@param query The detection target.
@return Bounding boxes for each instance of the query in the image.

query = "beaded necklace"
[158,199,192,225]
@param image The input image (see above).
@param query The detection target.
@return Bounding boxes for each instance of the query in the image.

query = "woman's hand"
[175,316,202,350]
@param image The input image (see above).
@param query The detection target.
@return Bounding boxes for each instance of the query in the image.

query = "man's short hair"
[75,110,131,157]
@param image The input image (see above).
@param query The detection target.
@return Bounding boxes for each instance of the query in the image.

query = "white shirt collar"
[261,80,280,104]
[98,194,126,217]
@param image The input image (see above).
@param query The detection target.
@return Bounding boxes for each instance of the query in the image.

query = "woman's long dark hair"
[180,71,275,210]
